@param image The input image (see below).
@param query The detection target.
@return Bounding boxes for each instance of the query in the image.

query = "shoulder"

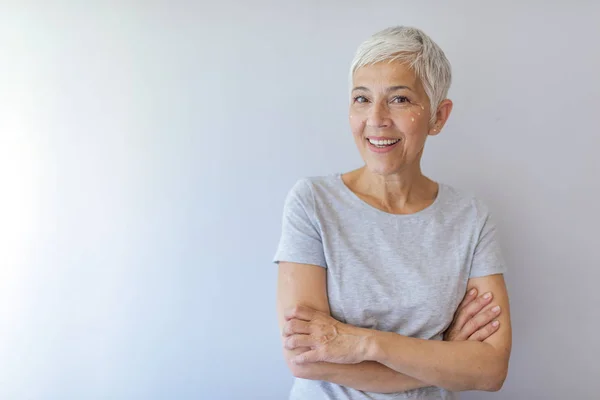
[439,183,494,224]
[286,174,341,202]
[282,174,348,222]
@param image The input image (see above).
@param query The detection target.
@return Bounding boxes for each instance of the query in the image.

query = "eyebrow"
[352,85,413,93]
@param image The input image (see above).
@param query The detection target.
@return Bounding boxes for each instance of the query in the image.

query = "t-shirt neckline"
[334,172,444,218]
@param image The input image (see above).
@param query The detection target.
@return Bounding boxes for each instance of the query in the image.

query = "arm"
[367,274,511,391]
[278,262,505,393]
[288,274,511,392]
[277,261,426,393]
[366,274,511,391]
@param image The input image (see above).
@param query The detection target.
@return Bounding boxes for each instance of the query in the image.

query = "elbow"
[446,352,509,392]
[481,361,508,392]
[483,375,506,392]
[284,352,319,380]
[469,345,510,392]
[289,363,316,380]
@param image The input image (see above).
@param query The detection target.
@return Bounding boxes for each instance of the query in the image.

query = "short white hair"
[350,26,452,124]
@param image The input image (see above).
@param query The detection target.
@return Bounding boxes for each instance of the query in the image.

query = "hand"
[282,305,370,365]
[444,288,502,341]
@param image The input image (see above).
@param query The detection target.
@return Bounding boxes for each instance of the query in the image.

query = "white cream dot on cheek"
[411,117,415,122]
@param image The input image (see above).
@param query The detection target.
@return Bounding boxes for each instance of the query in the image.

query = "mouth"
[366,137,401,153]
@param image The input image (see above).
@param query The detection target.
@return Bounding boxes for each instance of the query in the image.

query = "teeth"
[368,138,400,146]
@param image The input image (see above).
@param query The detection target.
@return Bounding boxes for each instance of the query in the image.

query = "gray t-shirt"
[273,173,506,400]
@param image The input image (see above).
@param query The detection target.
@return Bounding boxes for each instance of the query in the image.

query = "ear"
[428,99,453,136]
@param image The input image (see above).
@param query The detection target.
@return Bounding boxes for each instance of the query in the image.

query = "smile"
[367,138,400,147]
[366,137,401,153]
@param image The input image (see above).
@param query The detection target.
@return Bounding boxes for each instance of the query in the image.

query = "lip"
[365,137,401,153]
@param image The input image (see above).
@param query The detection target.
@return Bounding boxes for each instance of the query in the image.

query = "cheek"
[396,104,426,124]
[392,115,422,133]
[394,106,429,130]
[349,114,365,136]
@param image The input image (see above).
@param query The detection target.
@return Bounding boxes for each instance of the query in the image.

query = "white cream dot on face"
[411,117,415,122]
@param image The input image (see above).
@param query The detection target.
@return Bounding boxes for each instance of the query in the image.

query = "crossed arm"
[277,262,512,393]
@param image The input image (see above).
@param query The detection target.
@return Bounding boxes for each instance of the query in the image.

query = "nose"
[366,101,391,128]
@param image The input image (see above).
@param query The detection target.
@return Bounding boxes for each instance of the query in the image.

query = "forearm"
[285,348,428,394]
[365,332,509,392]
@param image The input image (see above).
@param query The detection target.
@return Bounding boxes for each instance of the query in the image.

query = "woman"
[274,26,511,399]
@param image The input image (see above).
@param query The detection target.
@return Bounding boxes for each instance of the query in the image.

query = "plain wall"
[1,1,599,399]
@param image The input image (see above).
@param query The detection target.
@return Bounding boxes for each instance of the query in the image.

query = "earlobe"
[429,99,452,135]
[429,125,442,136]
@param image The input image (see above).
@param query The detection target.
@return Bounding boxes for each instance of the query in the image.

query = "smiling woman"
[273,26,511,400]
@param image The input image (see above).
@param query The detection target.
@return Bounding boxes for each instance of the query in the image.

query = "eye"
[353,95,369,104]
[391,96,410,104]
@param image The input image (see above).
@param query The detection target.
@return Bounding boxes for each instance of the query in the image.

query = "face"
[349,60,450,176]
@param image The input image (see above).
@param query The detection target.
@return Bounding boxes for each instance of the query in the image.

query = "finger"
[282,319,312,336]
[453,291,494,332]
[284,305,315,321]
[461,305,501,339]
[284,334,316,350]
[444,290,479,340]
[293,349,321,364]
[456,288,478,312]
[468,320,500,341]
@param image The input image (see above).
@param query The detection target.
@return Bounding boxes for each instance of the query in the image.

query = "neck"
[345,164,438,214]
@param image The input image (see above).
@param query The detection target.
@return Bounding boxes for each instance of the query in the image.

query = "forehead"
[352,60,421,90]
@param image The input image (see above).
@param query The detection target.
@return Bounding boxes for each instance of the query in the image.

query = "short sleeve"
[469,205,507,278]
[272,179,327,268]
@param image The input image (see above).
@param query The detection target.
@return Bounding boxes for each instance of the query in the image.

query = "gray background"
[1,1,599,399]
